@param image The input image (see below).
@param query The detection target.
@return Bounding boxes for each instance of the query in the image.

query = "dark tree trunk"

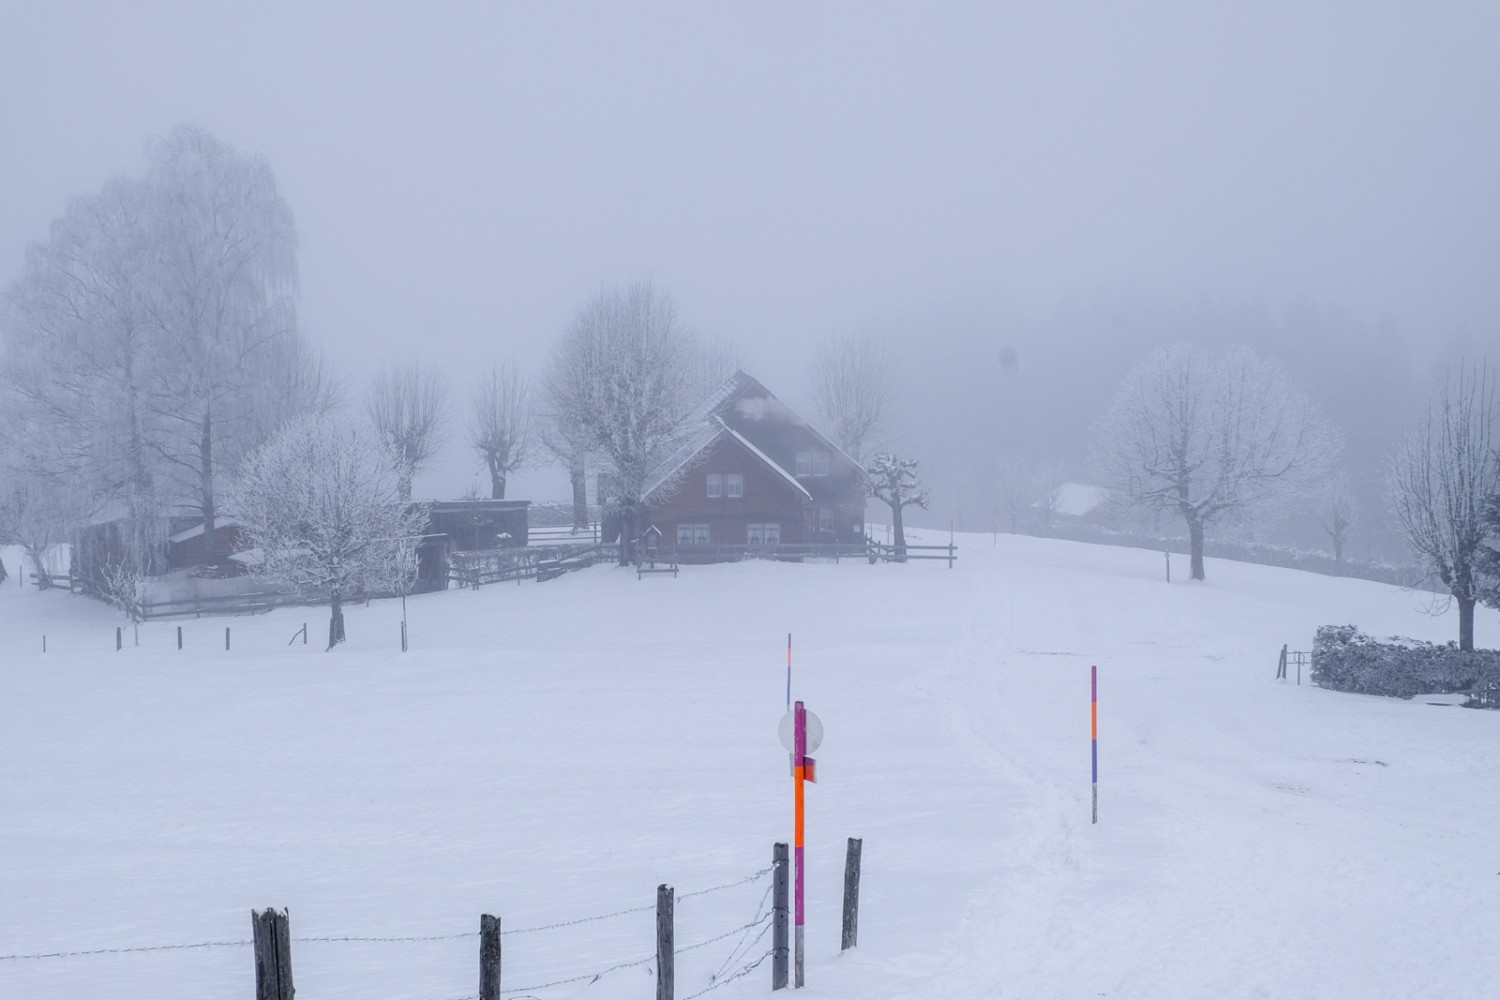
[327,592,346,651]
[1459,595,1475,652]
[1188,517,1206,581]
[487,455,506,499]
[569,453,588,530]
[618,507,637,566]
[26,547,50,589]
[892,503,907,561]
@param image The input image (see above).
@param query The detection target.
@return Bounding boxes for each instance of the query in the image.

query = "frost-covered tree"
[1091,342,1337,582]
[140,125,308,560]
[807,334,892,462]
[537,416,592,531]
[867,453,929,560]
[1,125,326,572]
[1476,490,1500,619]
[1388,363,1499,651]
[225,417,429,650]
[367,359,450,501]
[1,177,167,572]
[467,362,531,499]
[1318,477,1358,565]
[543,281,701,563]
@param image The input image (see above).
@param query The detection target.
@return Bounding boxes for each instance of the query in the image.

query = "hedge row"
[1310,624,1500,708]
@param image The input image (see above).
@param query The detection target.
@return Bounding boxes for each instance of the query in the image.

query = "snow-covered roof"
[719,422,812,501]
[168,518,241,544]
[1050,482,1110,518]
[641,422,730,501]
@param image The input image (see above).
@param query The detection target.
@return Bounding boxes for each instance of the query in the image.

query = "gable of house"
[641,371,868,549]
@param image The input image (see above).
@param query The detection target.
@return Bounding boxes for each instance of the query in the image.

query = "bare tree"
[543,281,701,563]
[226,417,428,650]
[1479,491,1500,618]
[140,125,305,560]
[467,362,531,499]
[367,359,450,501]
[536,416,593,531]
[1388,363,1499,651]
[1,127,326,572]
[1318,477,1358,565]
[867,453,930,560]
[1092,342,1337,582]
[807,334,893,463]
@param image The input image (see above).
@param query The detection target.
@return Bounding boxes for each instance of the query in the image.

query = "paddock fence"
[0,840,867,1000]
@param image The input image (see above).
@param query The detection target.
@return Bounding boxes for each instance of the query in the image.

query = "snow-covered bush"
[1310,624,1500,707]
[225,416,429,649]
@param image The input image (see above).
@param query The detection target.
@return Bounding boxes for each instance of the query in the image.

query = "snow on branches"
[1091,342,1337,581]
[1388,362,1500,651]
[225,417,429,649]
[866,452,929,558]
[543,281,702,562]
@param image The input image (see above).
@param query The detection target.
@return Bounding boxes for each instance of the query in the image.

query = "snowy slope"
[1,534,1496,1000]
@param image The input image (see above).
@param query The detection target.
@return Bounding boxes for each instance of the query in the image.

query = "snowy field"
[1,534,1497,1000]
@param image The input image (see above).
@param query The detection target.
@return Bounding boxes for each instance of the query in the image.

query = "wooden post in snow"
[177,626,183,650]
[479,914,501,1000]
[841,837,862,950]
[225,626,231,651]
[773,842,790,989]
[251,907,294,1000]
[115,626,122,651]
[656,884,674,1000]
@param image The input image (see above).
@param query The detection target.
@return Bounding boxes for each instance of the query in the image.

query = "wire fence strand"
[0,864,774,963]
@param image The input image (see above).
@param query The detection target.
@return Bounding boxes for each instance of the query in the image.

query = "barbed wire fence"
[0,847,849,1000]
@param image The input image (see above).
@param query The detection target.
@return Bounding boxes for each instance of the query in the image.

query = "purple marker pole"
[1091,665,1098,824]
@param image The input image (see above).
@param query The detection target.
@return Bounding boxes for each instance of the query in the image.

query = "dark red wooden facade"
[642,373,866,551]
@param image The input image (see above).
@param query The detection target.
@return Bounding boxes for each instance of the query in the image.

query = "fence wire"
[0,864,774,963]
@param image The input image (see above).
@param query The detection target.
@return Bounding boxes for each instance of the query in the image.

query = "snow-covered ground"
[1,533,1496,999]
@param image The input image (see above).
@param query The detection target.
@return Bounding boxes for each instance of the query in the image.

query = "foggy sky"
[3,2,1498,505]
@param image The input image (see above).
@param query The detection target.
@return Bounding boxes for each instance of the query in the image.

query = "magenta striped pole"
[793,700,807,987]
[1091,665,1098,824]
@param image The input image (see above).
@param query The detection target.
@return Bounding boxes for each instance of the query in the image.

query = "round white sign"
[778,708,824,753]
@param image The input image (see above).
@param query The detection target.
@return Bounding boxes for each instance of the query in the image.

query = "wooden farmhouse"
[639,372,867,554]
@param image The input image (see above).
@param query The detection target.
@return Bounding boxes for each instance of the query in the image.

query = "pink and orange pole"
[1091,665,1098,824]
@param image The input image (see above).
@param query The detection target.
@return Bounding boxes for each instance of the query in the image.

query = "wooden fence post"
[115,626,122,651]
[225,626,231,651]
[772,842,789,989]
[842,837,862,950]
[1277,644,1287,680]
[479,913,501,1000]
[177,626,183,650]
[656,884,674,1000]
[251,907,294,1000]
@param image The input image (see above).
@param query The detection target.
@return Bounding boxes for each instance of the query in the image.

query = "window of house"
[747,522,781,546]
[726,473,744,498]
[796,451,830,476]
[677,523,710,546]
[817,508,835,533]
[706,473,723,498]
